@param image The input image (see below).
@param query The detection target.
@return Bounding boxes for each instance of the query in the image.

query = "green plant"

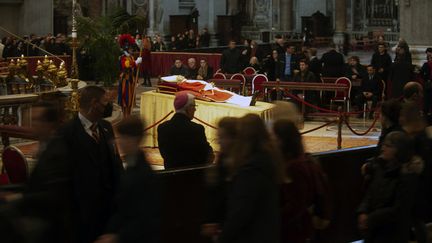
[77,8,145,86]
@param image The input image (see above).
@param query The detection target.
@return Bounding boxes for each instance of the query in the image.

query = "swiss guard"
[118,34,142,116]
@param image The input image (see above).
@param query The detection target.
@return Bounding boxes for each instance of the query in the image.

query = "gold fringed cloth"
[140,91,275,149]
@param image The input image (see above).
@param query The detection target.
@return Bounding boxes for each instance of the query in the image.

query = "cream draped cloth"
[161,75,252,107]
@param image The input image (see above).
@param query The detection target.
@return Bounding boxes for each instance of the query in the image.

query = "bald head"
[187,58,196,69]
[403,82,423,103]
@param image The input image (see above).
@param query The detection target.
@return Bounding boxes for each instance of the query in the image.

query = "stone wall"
[0,0,53,36]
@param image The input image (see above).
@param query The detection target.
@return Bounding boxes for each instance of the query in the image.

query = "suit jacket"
[321,50,345,77]
[58,116,123,243]
[221,48,241,74]
[279,53,299,76]
[157,113,213,169]
[309,57,322,78]
[106,152,160,243]
[264,58,284,81]
[361,74,381,95]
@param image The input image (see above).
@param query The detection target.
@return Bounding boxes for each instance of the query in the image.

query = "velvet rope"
[343,114,380,136]
[300,120,337,135]
[193,116,218,130]
[143,111,174,132]
[283,91,381,115]
[284,92,339,113]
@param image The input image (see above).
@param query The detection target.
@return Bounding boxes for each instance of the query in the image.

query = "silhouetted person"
[220,40,241,74]
[218,114,281,243]
[354,65,380,119]
[358,131,422,243]
[96,116,160,243]
[308,48,322,78]
[157,91,214,169]
[377,99,402,151]
[202,117,238,240]
[371,43,392,82]
[389,45,413,99]
[273,119,331,243]
[420,52,432,116]
[59,86,123,243]
[321,44,345,77]
[0,102,72,243]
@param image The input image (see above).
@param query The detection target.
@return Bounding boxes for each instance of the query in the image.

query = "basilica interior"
[0,1,432,243]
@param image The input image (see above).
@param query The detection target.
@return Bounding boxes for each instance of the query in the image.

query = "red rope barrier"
[193,116,218,130]
[284,92,339,113]
[143,111,174,131]
[343,114,380,136]
[283,91,380,116]
[300,120,337,135]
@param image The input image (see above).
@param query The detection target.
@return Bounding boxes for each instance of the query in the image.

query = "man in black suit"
[96,116,160,243]
[158,91,214,169]
[355,65,381,119]
[220,40,241,74]
[59,86,123,243]
[321,44,345,77]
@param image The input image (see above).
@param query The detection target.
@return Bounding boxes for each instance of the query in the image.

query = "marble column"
[147,0,155,35]
[227,0,239,15]
[400,0,432,65]
[21,0,54,36]
[333,0,347,50]
[334,0,347,32]
[280,0,293,31]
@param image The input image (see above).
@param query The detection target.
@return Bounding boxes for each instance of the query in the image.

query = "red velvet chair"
[243,67,257,75]
[330,77,352,112]
[0,167,10,185]
[1,146,29,184]
[213,73,226,80]
[251,74,269,95]
[230,73,246,95]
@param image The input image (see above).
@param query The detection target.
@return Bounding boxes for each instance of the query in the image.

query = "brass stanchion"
[337,106,343,149]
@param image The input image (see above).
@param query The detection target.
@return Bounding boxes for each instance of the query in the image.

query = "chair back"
[230,73,246,95]
[334,77,352,100]
[1,146,29,184]
[243,67,257,75]
[0,167,10,185]
[251,74,268,93]
[215,68,222,74]
[213,73,226,80]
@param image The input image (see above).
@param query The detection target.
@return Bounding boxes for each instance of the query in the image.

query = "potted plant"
[77,8,145,88]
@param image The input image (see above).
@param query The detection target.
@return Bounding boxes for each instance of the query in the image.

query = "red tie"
[90,123,100,143]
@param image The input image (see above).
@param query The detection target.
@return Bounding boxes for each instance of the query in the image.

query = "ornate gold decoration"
[57,62,69,87]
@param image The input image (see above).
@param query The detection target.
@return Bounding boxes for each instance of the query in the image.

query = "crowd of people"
[212,35,431,118]
[1,30,432,243]
[1,33,71,59]
[0,79,430,243]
